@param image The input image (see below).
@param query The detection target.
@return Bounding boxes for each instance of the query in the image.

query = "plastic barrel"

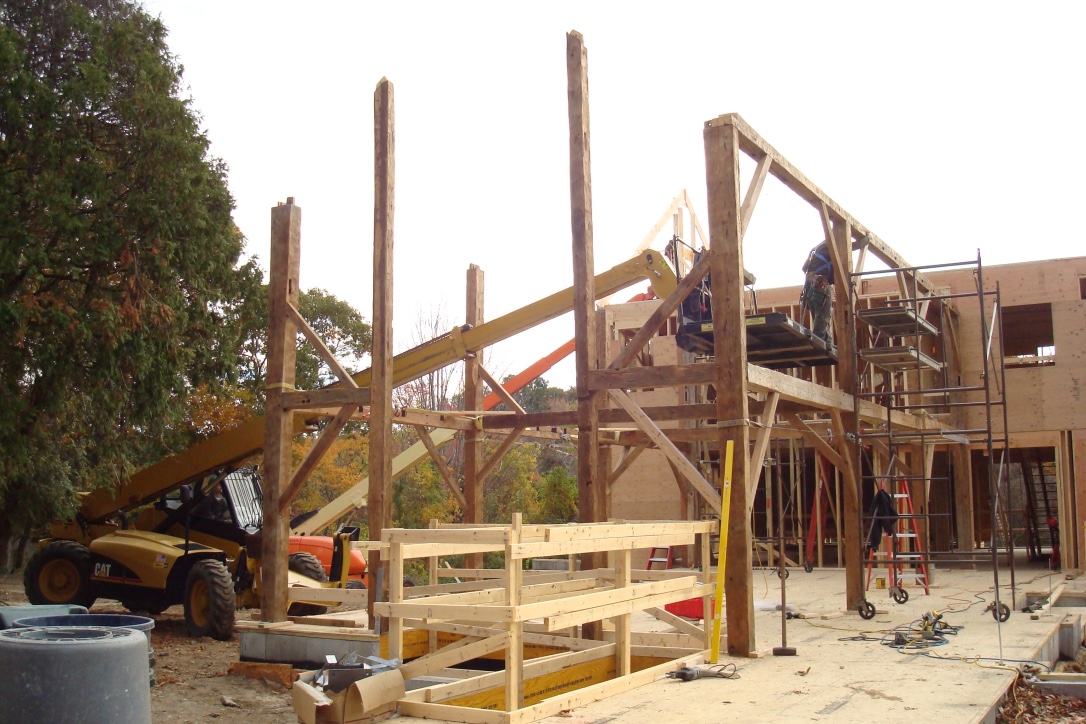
[15,614,156,685]
[0,604,88,630]
[0,626,150,724]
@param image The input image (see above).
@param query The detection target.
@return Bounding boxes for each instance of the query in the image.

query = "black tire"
[345,579,366,590]
[403,577,416,588]
[857,600,877,620]
[891,587,909,605]
[184,559,236,640]
[776,568,789,579]
[994,602,1011,623]
[288,552,329,617]
[804,560,814,574]
[24,540,97,608]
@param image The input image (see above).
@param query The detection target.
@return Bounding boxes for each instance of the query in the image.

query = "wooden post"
[388,541,404,660]
[567,31,601,575]
[505,514,524,712]
[1074,432,1086,569]
[703,116,754,656]
[598,445,613,525]
[831,216,863,608]
[368,78,395,626]
[615,548,632,677]
[464,264,485,571]
[952,443,975,550]
[814,450,824,569]
[1058,433,1074,569]
[261,197,301,622]
[428,519,439,653]
[907,445,930,560]
[595,308,612,524]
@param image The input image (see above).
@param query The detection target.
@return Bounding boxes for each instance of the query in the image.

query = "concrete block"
[238,630,266,661]
[266,633,309,665]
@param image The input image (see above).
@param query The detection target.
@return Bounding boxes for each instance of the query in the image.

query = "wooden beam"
[285,302,359,389]
[704,115,754,657]
[482,401,719,430]
[477,428,526,484]
[261,197,301,622]
[645,606,707,639]
[368,77,395,624]
[414,425,468,510]
[279,403,358,512]
[614,548,631,677]
[478,365,526,414]
[568,31,602,577]
[395,408,476,431]
[633,191,684,256]
[542,582,704,631]
[951,443,975,551]
[747,392,779,499]
[505,515,524,712]
[591,360,717,391]
[722,113,939,297]
[607,444,647,488]
[280,387,370,410]
[595,309,612,524]
[746,364,851,413]
[819,203,845,292]
[608,390,720,513]
[830,408,862,608]
[740,153,771,237]
[464,263,485,570]
[388,541,404,659]
[681,190,710,259]
[400,633,509,681]
[782,414,846,472]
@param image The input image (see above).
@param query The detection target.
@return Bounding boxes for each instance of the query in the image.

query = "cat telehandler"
[24,466,350,640]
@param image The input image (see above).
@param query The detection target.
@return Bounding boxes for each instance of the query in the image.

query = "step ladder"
[805,455,836,569]
[647,546,672,571]
[865,476,930,598]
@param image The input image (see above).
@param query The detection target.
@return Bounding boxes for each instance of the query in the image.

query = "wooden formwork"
[372,518,718,723]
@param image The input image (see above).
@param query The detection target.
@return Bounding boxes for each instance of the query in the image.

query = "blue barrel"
[0,604,87,629]
[0,626,150,723]
[15,614,155,685]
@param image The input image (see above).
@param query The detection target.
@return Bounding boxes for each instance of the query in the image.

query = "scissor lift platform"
[677,312,838,370]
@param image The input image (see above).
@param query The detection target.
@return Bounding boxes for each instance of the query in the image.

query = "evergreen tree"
[0,0,262,554]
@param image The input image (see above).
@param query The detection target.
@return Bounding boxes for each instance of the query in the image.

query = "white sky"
[141,1,1084,389]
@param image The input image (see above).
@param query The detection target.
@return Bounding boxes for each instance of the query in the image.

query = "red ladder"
[865,477,930,596]
[647,546,672,570]
[805,456,835,568]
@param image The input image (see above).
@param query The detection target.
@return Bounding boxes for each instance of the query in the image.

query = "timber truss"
[258,30,960,721]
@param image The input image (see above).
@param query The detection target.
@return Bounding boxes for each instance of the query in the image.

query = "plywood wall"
[952,258,1086,434]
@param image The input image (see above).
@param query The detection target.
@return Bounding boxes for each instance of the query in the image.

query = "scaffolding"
[851,253,1013,619]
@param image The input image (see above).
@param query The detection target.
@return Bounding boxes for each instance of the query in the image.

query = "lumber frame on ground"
[371,518,717,723]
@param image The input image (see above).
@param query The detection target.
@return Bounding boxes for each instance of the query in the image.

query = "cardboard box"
[292,669,405,724]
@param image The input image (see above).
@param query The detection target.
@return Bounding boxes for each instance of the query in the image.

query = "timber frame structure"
[254,29,1082,721]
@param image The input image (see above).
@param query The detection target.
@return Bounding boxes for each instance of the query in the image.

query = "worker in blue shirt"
[801,241,834,344]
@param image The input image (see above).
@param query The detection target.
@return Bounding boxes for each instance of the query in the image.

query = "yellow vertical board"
[709,440,734,663]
